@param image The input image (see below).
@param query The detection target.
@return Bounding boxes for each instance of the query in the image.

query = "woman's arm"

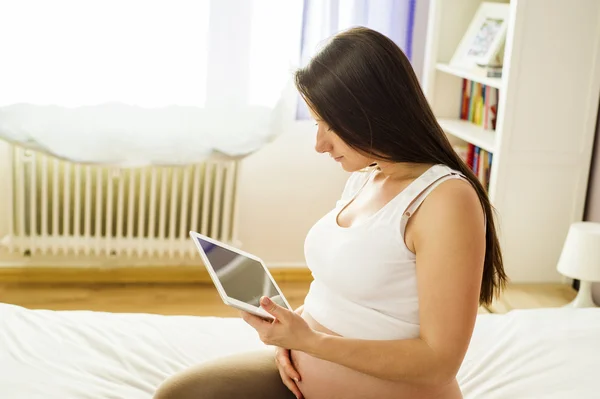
[243,180,485,386]
[302,180,486,386]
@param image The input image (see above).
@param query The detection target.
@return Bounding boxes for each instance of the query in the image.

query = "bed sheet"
[0,303,598,398]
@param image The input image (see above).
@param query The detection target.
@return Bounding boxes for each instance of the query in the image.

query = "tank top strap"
[368,164,459,226]
[398,164,468,237]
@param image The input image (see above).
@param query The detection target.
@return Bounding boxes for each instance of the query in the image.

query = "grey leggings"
[154,348,297,399]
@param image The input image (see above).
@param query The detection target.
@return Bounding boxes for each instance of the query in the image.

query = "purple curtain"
[297,0,417,119]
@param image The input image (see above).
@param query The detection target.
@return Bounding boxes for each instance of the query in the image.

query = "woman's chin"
[340,162,366,173]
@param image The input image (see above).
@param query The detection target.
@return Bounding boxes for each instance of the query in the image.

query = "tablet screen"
[195,236,287,308]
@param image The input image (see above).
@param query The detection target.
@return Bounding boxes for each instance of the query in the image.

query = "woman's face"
[309,108,373,172]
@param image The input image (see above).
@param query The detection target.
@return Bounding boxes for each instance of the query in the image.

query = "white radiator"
[0,145,239,266]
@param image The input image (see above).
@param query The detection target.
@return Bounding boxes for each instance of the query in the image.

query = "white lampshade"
[557,222,600,282]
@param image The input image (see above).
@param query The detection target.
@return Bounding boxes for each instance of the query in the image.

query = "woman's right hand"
[275,346,302,399]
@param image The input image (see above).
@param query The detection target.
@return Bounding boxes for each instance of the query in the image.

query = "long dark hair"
[294,26,507,305]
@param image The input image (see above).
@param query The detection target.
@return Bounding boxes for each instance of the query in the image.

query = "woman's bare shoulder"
[431,177,480,206]
[416,177,485,237]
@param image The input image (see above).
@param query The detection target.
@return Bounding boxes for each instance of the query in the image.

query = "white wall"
[584,101,600,304]
[235,121,348,267]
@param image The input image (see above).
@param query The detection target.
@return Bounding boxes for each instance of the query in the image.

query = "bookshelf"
[437,118,496,153]
[421,0,600,283]
[436,63,502,89]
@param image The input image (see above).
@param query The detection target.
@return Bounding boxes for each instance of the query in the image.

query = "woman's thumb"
[260,296,284,317]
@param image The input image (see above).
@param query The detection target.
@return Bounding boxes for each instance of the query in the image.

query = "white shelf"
[438,118,496,153]
[423,0,600,283]
[436,63,502,89]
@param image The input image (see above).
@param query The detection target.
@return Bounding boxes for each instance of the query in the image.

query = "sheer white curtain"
[296,0,417,119]
[0,0,304,166]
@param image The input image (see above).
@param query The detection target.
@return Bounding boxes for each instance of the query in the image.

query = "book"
[454,78,498,192]
[453,142,492,192]
[460,78,499,131]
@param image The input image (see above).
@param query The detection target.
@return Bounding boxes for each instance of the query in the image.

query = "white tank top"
[302,164,468,340]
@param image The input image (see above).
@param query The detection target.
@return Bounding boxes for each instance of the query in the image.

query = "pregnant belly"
[292,312,462,399]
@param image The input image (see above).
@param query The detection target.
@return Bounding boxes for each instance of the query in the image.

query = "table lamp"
[557,221,600,308]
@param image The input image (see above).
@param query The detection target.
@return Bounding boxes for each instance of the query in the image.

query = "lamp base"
[565,280,598,308]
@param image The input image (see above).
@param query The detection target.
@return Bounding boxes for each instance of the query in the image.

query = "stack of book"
[453,143,492,191]
[451,77,499,191]
[460,79,499,130]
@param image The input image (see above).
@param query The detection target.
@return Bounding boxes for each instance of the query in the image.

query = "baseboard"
[0,266,313,284]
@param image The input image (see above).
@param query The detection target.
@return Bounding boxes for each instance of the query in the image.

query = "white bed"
[0,303,598,398]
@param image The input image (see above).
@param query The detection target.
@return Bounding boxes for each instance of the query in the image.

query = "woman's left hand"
[241,296,318,352]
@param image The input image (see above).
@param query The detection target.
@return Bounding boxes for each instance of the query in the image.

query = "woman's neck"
[374,162,434,181]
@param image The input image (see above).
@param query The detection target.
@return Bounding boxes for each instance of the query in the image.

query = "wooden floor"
[0,281,577,316]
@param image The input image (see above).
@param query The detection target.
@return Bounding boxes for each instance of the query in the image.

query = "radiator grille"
[3,147,238,262]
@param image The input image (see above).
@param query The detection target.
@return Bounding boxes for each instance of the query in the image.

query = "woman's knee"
[153,350,291,399]
[153,366,208,399]
[153,360,240,399]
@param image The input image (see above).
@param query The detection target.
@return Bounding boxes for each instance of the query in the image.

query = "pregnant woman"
[154,26,506,399]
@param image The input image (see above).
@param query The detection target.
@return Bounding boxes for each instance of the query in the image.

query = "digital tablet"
[189,231,292,319]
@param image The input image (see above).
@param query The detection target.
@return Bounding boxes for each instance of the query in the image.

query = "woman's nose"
[315,134,331,154]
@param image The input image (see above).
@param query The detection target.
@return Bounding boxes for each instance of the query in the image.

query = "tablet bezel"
[189,231,292,319]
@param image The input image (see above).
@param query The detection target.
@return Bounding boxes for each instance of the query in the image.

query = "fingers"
[260,296,287,319]
[275,347,302,398]
[278,365,303,399]
[277,348,301,382]
[240,311,271,330]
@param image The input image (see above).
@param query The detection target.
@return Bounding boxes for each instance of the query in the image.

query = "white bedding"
[0,303,598,399]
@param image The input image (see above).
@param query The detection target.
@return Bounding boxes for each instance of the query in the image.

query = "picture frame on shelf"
[450,2,510,72]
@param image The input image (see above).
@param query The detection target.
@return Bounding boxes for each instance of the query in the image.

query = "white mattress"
[0,303,598,399]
